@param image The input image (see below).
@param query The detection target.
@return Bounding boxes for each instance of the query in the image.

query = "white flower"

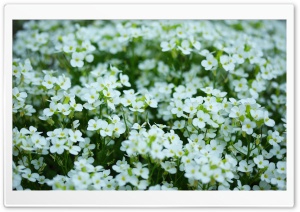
[31,133,46,148]
[135,180,149,190]
[100,122,114,137]
[184,164,201,180]
[201,54,218,70]
[178,40,192,55]
[250,109,264,121]
[160,38,176,52]
[87,119,102,131]
[206,139,224,155]
[69,130,85,143]
[24,105,36,116]
[72,172,91,190]
[79,138,95,150]
[69,98,83,111]
[121,94,135,107]
[43,102,57,117]
[138,59,156,70]
[115,172,130,187]
[271,172,286,189]
[84,89,99,104]
[110,65,122,75]
[85,54,94,63]
[132,162,149,179]
[220,55,235,71]
[57,103,71,115]
[65,143,81,155]
[129,101,145,112]
[63,41,77,53]
[198,164,213,183]
[268,130,284,146]
[199,49,210,57]
[276,161,286,174]
[112,158,130,173]
[13,87,27,101]
[120,73,131,87]
[237,160,255,173]
[161,161,177,174]
[171,100,184,117]
[234,180,251,191]
[102,88,115,98]
[212,168,225,183]
[172,120,185,129]
[229,105,246,118]
[19,59,33,76]
[21,168,39,182]
[131,122,146,130]
[42,74,57,89]
[82,40,96,52]
[57,75,71,90]
[211,89,227,98]
[145,94,158,108]
[183,99,198,115]
[260,65,275,80]
[150,142,165,159]
[232,78,248,92]
[264,111,275,127]
[70,52,85,68]
[74,158,95,172]
[31,157,44,170]
[241,118,256,135]
[189,36,201,50]
[253,181,271,190]
[192,110,210,129]
[232,47,247,64]
[253,155,269,169]
[50,138,66,154]
[13,65,21,78]
[112,122,126,138]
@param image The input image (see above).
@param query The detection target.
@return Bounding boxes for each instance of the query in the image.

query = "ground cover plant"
[12,20,287,190]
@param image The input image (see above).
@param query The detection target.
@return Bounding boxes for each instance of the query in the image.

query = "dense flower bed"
[12,20,286,190]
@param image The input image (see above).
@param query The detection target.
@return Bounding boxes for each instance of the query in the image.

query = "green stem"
[174,172,184,186]
[121,107,129,136]
[149,163,157,181]
[134,112,138,124]
[246,135,251,163]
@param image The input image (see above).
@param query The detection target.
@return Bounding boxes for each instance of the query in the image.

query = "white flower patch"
[12,20,286,191]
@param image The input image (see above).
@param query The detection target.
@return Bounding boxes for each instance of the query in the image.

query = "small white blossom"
[70,52,85,68]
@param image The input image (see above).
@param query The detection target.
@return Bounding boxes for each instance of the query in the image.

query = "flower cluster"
[13,20,286,190]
